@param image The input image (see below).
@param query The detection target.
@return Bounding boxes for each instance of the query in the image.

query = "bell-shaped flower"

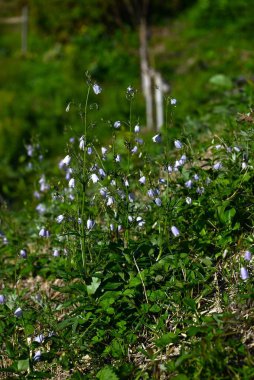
[20,249,27,258]
[91,173,99,183]
[62,155,71,166]
[98,168,106,178]
[56,215,64,224]
[244,250,252,261]
[87,219,95,230]
[174,140,182,149]
[154,198,162,207]
[14,307,23,318]
[68,178,75,188]
[114,121,121,129]
[79,136,85,151]
[33,350,42,362]
[139,176,146,185]
[93,83,102,95]
[171,226,180,237]
[213,162,222,170]
[134,124,140,133]
[240,267,249,280]
[152,134,161,143]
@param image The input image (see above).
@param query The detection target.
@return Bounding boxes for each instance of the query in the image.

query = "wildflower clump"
[0,76,253,380]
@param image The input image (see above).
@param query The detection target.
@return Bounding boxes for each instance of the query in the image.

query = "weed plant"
[0,73,254,379]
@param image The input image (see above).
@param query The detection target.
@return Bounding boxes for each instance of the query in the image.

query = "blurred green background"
[0,0,254,206]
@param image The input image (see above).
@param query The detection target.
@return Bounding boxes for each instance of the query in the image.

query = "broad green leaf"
[96,365,119,380]
[155,332,178,347]
[87,277,101,295]
[209,74,233,89]
[17,358,30,372]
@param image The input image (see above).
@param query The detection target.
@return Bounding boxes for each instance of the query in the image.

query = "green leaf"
[155,332,178,347]
[96,365,119,380]
[209,74,233,89]
[87,277,101,295]
[17,358,30,372]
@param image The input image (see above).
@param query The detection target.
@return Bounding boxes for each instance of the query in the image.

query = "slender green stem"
[124,98,133,248]
[80,85,91,274]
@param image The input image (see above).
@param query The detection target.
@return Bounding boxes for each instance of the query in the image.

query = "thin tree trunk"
[139,17,153,130]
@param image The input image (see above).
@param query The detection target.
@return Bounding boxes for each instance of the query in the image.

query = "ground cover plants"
[0,73,254,379]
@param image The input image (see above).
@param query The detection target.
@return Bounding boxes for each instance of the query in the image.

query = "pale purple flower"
[53,249,60,257]
[90,173,99,183]
[56,215,64,224]
[65,167,73,180]
[36,203,46,214]
[185,180,192,189]
[131,146,138,154]
[69,137,75,143]
[14,307,23,318]
[114,121,121,129]
[244,250,252,261]
[93,83,102,95]
[170,98,177,105]
[193,174,199,181]
[124,179,129,187]
[174,140,182,149]
[69,178,75,188]
[100,187,108,198]
[139,176,146,185]
[159,178,166,184]
[62,155,71,166]
[98,168,106,178]
[110,224,114,231]
[154,198,162,206]
[33,350,42,362]
[196,186,205,195]
[233,146,241,153]
[136,216,145,227]
[215,144,222,150]
[117,225,123,232]
[101,147,107,155]
[186,197,192,204]
[128,216,133,222]
[20,249,27,258]
[110,179,116,186]
[39,228,50,238]
[240,267,249,280]
[152,134,161,143]
[168,165,173,173]
[147,189,155,198]
[87,219,95,230]
[0,295,5,304]
[115,154,121,162]
[39,175,49,192]
[106,196,114,206]
[87,147,93,155]
[33,334,45,344]
[26,144,34,157]
[171,226,180,237]
[213,162,222,170]
[34,191,41,199]
[79,136,85,151]
[135,138,143,145]
[134,125,140,133]
[242,162,247,170]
